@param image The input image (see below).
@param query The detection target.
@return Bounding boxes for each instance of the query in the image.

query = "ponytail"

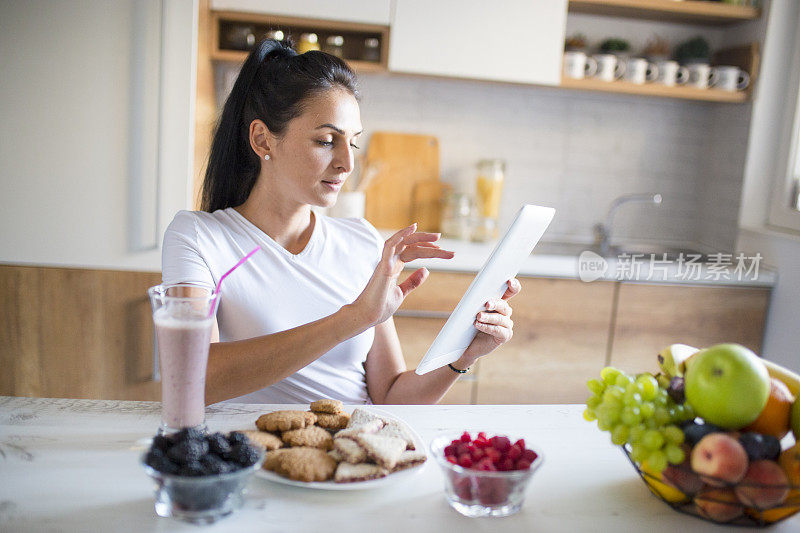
[200,39,359,212]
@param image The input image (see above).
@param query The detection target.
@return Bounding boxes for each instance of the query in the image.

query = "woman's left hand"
[456,278,522,368]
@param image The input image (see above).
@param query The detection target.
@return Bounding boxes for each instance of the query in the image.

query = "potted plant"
[644,35,671,62]
[674,36,711,65]
[599,38,630,56]
[565,33,587,52]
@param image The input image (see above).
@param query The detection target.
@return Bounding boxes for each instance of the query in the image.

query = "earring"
[264,154,270,161]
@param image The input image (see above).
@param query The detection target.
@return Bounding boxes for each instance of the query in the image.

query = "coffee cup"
[563,51,598,80]
[687,63,719,89]
[713,65,750,91]
[655,60,689,87]
[593,54,625,82]
[623,57,658,85]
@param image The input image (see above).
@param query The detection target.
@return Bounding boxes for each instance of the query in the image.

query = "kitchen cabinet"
[388,0,568,85]
[209,0,392,25]
[608,282,770,375]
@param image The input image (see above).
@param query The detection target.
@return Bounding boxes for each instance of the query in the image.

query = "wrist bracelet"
[448,363,469,374]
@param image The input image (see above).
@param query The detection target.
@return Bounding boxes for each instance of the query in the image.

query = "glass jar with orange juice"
[474,159,505,241]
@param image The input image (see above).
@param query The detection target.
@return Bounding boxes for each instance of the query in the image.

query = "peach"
[691,433,748,486]
[695,487,744,522]
[735,460,790,509]
[663,463,705,496]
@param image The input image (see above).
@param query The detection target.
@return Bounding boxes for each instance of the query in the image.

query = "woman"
[162,39,520,405]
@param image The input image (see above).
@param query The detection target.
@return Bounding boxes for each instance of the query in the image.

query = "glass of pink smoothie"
[148,283,219,435]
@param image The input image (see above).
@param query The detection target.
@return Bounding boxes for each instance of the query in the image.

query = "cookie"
[333,437,367,464]
[270,447,337,482]
[263,449,291,474]
[347,407,384,428]
[375,419,416,450]
[313,411,350,431]
[256,410,317,432]
[310,399,344,414]
[355,433,407,470]
[241,429,283,451]
[334,462,388,483]
[282,425,334,450]
[393,449,427,471]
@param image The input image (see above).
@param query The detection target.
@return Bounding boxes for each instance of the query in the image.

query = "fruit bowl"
[430,432,544,517]
[623,444,800,527]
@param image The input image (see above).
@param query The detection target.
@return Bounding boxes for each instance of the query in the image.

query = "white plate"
[255,407,426,490]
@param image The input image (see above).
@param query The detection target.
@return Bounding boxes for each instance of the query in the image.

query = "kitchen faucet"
[593,193,663,256]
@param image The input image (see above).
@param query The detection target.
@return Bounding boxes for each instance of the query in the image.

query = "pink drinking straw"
[208,246,261,317]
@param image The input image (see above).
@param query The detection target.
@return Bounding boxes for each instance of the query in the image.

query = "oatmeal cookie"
[256,410,317,432]
[313,411,350,431]
[310,399,344,414]
[270,447,337,482]
[241,430,283,451]
[282,425,334,450]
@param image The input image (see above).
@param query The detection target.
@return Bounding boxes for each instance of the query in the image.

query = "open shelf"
[559,77,748,102]
[568,0,761,25]
[210,10,389,73]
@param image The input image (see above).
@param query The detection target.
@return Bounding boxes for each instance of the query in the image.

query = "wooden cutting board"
[364,132,441,231]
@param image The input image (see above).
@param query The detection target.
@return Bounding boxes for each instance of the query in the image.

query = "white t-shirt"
[161,207,383,404]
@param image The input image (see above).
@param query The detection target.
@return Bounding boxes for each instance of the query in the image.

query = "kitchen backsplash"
[216,65,750,253]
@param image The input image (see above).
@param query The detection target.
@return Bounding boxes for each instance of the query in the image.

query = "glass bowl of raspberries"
[430,431,544,517]
[140,428,265,524]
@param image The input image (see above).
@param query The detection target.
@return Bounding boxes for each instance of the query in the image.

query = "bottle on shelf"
[323,35,345,58]
[297,33,320,54]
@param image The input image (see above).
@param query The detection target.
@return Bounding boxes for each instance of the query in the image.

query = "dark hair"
[201,39,360,212]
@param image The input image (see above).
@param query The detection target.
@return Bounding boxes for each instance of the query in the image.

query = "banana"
[657,344,700,378]
[761,358,800,398]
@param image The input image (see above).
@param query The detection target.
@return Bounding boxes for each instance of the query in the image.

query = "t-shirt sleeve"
[161,210,215,288]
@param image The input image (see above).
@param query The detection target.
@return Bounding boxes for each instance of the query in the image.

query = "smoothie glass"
[148,283,219,435]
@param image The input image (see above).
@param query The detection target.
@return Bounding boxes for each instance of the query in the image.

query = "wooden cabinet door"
[389,0,567,85]
[475,278,615,404]
[609,283,770,375]
[0,265,162,401]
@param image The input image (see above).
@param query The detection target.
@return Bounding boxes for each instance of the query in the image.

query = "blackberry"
[175,427,205,443]
[201,453,233,475]
[145,451,179,475]
[167,439,208,465]
[151,434,173,452]
[227,431,249,446]
[226,443,260,467]
[207,432,232,456]
[180,460,206,477]
[683,421,722,446]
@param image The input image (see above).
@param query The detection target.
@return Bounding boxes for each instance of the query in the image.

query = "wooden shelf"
[210,10,389,73]
[568,0,761,25]
[559,76,749,102]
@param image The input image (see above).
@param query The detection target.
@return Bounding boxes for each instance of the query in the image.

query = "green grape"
[615,374,634,388]
[646,450,668,473]
[611,424,630,445]
[665,443,685,465]
[636,374,659,400]
[629,424,647,443]
[597,406,621,427]
[583,408,597,422]
[654,407,670,426]
[670,404,686,422]
[597,418,611,431]
[587,395,602,409]
[654,391,669,407]
[644,418,657,429]
[587,378,605,395]
[663,425,684,445]
[683,402,695,420]
[621,405,642,426]
[601,367,622,385]
[603,387,624,404]
[639,402,655,419]
[631,443,649,463]
[623,390,642,406]
[642,429,665,451]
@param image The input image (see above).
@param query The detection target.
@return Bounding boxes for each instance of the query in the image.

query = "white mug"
[687,63,719,89]
[563,51,598,80]
[656,60,689,87]
[623,57,659,85]
[713,65,750,91]
[593,54,625,82]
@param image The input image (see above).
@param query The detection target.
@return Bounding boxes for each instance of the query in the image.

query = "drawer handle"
[394,310,451,319]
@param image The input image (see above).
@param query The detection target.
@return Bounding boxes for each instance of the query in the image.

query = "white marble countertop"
[1,397,796,532]
[407,238,777,288]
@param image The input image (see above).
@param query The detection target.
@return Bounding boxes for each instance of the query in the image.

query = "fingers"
[485,298,512,317]
[501,278,522,300]
[398,267,429,297]
[476,311,513,329]
[381,223,417,267]
[474,316,514,343]
[399,245,455,263]
[402,231,442,245]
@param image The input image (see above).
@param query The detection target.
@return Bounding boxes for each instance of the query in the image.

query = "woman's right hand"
[351,223,454,328]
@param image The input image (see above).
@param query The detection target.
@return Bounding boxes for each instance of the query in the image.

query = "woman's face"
[266,87,362,208]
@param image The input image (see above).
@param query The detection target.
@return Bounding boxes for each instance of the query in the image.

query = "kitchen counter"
[407,238,777,288]
[2,397,797,532]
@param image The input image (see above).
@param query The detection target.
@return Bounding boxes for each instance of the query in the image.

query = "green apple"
[684,343,770,429]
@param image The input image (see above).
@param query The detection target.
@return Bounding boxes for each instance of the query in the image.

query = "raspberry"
[498,457,514,471]
[446,455,458,465]
[477,432,487,440]
[485,447,501,463]
[514,438,525,450]
[455,443,470,457]
[460,431,472,443]
[516,459,531,470]
[453,476,473,500]
[207,432,232,456]
[522,449,538,462]
[471,447,485,461]
[458,454,473,468]
[508,444,522,460]
[476,457,495,471]
[444,444,457,457]
[477,478,509,505]
[490,436,511,453]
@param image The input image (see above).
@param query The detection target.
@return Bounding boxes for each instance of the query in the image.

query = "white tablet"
[414,204,555,375]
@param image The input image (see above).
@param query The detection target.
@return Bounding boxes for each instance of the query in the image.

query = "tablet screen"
[414,204,555,375]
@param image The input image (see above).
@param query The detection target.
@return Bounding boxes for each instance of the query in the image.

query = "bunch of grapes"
[584,366,695,473]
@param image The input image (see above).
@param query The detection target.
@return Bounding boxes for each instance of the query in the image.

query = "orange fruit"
[743,377,795,439]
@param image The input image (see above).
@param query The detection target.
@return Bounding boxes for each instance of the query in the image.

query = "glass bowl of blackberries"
[141,428,264,524]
